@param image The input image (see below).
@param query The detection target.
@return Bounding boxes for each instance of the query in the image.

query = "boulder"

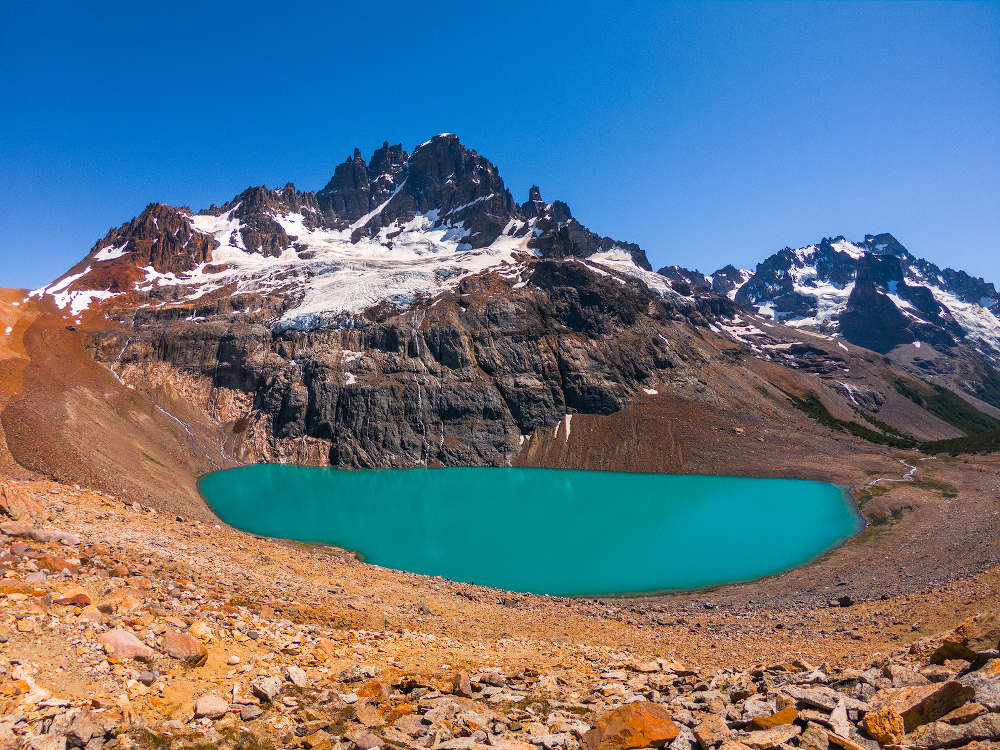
[799,722,829,750]
[692,713,732,750]
[941,703,987,724]
[0,485,42,521]
[355,703,384,728]
[252,675,283,702]
[932,614,1000,663]
[886,664,931,687]
[23,736,66,750]
[861,706,905,745]
[822,730,865,750]
[0,519,33,537]
[66,709,103,746]
[77,606,102,624]
[905,712,1000,749]
[742,725,801,749]
[781,685,865,712]
[354,732,384,750]
[97,628,154,661]
[54,592,92,607]
[30,527,80,545]
[868,680,975,731]
[959,658,1000,710]
[301,730,333,750]
[452,670,474,698]
[162,631,208,665]
[285,665,308,687]
[581,702,681,750]
[477,670,506,687]
[751,707,798,730]
[194,694,229,719]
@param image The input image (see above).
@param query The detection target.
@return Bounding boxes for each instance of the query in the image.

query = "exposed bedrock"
[87,261,732,469]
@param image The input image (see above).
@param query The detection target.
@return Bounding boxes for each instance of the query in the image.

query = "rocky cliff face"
[86,258,734,468]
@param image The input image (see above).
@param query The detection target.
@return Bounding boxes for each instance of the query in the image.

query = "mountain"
[15,133,1000,509]
[32,134,657,331]
[665,234,1000,411]
[725,234,1000,359]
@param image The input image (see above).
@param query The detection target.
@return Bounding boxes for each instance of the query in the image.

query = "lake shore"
[2,475,999,747]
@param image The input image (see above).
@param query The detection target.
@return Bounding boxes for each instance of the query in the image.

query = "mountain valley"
[2,135,1000,749]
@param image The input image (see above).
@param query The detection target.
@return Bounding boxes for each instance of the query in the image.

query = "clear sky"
[2,1,998,289]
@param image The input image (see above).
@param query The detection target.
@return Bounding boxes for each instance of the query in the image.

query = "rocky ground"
[1,478,999,750]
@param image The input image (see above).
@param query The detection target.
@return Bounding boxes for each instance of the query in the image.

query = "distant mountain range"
[661,234,999,361]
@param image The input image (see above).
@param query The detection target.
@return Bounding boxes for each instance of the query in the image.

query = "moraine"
[199,465,863,596]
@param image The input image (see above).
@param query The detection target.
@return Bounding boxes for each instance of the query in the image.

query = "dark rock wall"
[89,261,724,469]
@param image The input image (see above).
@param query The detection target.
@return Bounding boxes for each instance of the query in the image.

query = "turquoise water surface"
[198,465,863,596]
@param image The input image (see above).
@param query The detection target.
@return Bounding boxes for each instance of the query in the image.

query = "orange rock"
[117,592,143,612]
[358,679,387,699]
[932,613,1000,663]
[54,592,92,607]
[77,605,103,624]
[301,730,333,750]
[823,730,866,750]
[316,638,338,655]
[37,554,78,573]
[751,707,798,730]
[452,670,473,698]
[97,628,154,661]
[0,580,29,595]
[385,701,417,723]
[868,681,975,732]
[581,702,681,750]
[862,706,905,745]
[162,631,208,665]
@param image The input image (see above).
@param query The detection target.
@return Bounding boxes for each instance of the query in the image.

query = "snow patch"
[589,249,680,298]
[93,243,129,262]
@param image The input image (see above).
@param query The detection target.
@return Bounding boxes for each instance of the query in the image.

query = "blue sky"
[1,1,998,288]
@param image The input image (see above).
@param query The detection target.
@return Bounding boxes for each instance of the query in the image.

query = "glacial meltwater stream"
[198,466,863,595]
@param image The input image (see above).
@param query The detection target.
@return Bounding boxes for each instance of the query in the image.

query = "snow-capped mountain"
[32,134,667,330]
[665,234,1000,364]
[18,133,1000,478]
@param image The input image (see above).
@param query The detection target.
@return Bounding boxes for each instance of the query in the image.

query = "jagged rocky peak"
[88,202,216,276]
[520,185,546,218]
[862,232,909,257]
[654,264,753,300]
[525,185,652,271]
[656,265,710,288]
[709,264,753,297]
[316,143,405,221]
[348,133,520,247]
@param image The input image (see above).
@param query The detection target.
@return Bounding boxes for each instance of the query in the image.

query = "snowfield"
[32,203,675,330]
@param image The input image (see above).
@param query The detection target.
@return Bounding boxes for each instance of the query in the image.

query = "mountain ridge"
[18,132,1000,481]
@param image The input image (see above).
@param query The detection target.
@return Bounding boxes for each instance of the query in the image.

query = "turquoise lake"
[198,465,863,596]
